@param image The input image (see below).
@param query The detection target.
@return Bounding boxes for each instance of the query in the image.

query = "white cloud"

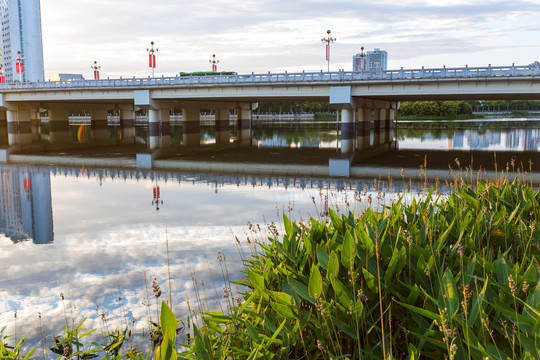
[40,0,540,79]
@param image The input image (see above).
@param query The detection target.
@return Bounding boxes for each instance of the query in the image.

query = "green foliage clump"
[399,101,473,117]
[181,179,540,359]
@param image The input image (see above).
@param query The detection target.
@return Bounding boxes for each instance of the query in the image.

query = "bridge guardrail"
[2,64,539,90]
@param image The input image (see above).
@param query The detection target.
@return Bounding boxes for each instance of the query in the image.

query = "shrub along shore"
[2,178,539,359]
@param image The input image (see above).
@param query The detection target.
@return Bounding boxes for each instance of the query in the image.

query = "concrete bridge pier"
[119,109,135,143]
[340,108,355,153]
[384,108,395,144]
[379,109,389,145]
[236,105,252,147]
[0,112,7,145]
[159,108,171,148]
[48,108,70,144]
[215,108,230,145]
[7,109,34,146]
[356,108,371,151]
[182,108,201,147]
[91,109,109,142]
[147,109,160,149]
[372,109,382,147]
[31,111,40,142]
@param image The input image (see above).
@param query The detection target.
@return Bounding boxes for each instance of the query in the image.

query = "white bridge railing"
[2,64,540,90]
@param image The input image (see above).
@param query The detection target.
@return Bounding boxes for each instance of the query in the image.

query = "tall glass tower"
[0,0,44,82]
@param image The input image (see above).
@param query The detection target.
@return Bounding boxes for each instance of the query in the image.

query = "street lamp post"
[147,41,158,77]
[359,46,366,71]
[321,30,336,72]
[15,50,25,82]
[91,60,101,80]
[209,54,219,72]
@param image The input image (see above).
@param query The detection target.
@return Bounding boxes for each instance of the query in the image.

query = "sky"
[40,0,540,80]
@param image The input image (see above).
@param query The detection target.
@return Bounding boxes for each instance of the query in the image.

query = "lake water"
[1,118,539,355]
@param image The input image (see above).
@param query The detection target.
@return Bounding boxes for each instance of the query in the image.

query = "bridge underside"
[0,75,538,157]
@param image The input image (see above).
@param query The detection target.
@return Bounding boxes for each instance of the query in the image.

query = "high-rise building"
[0,0,44,82]
[353,48,388,72]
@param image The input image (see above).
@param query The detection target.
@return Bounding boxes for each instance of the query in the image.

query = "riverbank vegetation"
[2,177,539,359]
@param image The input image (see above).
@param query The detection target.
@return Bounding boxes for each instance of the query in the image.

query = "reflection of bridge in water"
[0,63,539,162]
[2,163,433,243]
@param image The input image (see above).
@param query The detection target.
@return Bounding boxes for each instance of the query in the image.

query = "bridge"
[1,63,539,158]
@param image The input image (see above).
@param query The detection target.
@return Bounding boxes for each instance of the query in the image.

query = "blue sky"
[40,0,540,79]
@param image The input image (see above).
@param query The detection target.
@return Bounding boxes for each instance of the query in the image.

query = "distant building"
[353,48,388,72]
[0,0,45,82]
[50,73,85,82]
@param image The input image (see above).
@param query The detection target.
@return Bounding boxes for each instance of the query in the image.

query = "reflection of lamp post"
[147,41,158,77]
[15,50,25,82]
[209,54,219,72]
[91,61,101,80]
[321,30,336,72]
[152,181,163,211]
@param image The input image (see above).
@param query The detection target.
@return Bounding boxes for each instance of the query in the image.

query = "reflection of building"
[0,0,45,82]
[0,166,53,243]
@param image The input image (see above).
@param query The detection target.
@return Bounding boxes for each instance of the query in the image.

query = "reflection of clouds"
[1,169,434,354]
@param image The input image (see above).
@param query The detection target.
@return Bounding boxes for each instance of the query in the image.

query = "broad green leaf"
[384,247,400,284]
[331,315,357,338]
[362,267,378,293]
[271,302,295,319]
[246,321,260,343]
[308,266,323,299]
[440,269,459,317]
[496,257,509,286]
[316,245,329,270]
[288,277,316,305]
[396,300,440,321]
[341,230,355,267]
[468,277,488,327]
[327,251,339,280]
[330,275,354,305]
[247,269,264,290]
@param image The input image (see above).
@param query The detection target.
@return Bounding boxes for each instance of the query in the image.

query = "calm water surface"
[1,118,540,354]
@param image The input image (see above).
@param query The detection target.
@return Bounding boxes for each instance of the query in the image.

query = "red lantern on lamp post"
[91,60,101,80]
[15,50,25,82]
[321,30,336,72]
[0,66,5,84]
[147,41,158,77]
[152,181,163,211]
[209,54,219,72]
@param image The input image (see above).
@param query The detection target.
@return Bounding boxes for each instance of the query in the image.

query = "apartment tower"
[0,0,44,82]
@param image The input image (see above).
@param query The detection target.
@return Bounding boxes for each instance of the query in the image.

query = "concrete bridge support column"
[0,111,8,145]
[91,109,109,142]
[380,109,390,145]
[373,109,381,147]
[7,109,33,146]
[384,109,395,144]
[159,108,171,148]
[31,111,40,142]
[340,108,355,154]
[48,109,70,144]
[237,107,251,147]
[182,108,200,147]
[119,109,135,143]
[215,108,230,145]
[356,108,371,151]
[148,109,160,150]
